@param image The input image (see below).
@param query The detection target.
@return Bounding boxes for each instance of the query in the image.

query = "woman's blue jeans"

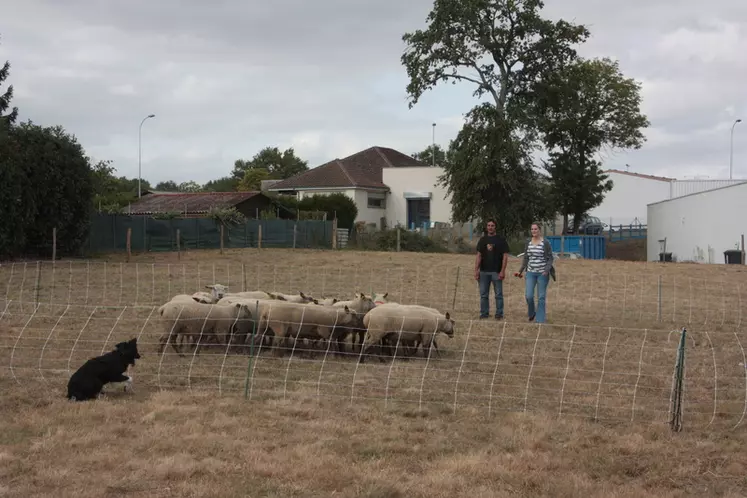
[525,272,550,323]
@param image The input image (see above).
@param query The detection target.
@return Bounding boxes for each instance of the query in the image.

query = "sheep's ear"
[332,298,338,304]
[444,312,450,320]
[360,293,366,299]
[344,305,350,313]
[205,285,214,289]
[299,291,306,298]
[382,293,388,299]
[312,299,319,304]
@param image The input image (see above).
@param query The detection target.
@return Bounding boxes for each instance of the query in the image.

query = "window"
[367,193,386,209]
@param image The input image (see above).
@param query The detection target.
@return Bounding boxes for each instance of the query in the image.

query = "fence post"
[52,227,57,262]
[176,229,181,260]
[332,219,338,249]
[242,263,247,291]
[657,275,662,321]
[560,234,565,258]
[669,327,687,432]
[396,228,401,252]
[220,224,224,254]
[451,266,460,309]
[258,224,262,249]
[126,228,132,262]
[34,261,42,304]
[293,223,297,249]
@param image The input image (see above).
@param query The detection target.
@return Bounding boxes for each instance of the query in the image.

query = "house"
[267,146,441,227]
[124,191,283,218]
[589,169,745,228]
[647,181,747,263]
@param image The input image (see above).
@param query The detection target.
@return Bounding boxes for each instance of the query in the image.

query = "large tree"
[203,176,239,192]
[400,0,589,231]
[531,57,649,232]
[1,121,94,257]
[442,103,554,233]
[1,36,18,134]
[231,146,308,181]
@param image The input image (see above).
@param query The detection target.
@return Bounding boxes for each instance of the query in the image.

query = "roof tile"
[123,191,262,215]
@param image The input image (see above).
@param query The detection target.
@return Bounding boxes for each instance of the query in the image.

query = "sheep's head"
[372,292,389,306]
[441,312,455,337]
[205,284,228,300]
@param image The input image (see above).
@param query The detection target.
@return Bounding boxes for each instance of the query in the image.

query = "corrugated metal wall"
[669,179,746,199]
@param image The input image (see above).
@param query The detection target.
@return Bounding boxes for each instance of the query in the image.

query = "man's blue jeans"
[479,271,504,318]
[525,271,550,323]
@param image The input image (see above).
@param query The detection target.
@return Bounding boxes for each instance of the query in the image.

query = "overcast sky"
[1,0,745,184]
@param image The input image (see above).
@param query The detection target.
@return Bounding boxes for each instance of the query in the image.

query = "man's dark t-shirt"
[476,234,509,273]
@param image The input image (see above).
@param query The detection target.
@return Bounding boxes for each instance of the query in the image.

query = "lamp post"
[138,114,156,198]
[730,118,741,180]
[431,122,436,167]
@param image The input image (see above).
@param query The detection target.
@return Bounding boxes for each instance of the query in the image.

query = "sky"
[1,0,746,185]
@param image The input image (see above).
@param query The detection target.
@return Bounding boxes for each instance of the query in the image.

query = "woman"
[516,222,556,323]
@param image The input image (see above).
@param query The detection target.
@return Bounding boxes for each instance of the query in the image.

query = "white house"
[267,146,452,228]
[590,169,745,228]
[646,181,747,263]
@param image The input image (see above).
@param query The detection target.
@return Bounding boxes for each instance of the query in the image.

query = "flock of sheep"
[156,284,456,362]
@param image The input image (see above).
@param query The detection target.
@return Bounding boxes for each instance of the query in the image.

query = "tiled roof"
[604,169,674,182]
[268,146,429,190]
[123,191,263,215]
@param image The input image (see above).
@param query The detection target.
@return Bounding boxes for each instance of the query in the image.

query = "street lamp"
[730,118,741,180]
[138,114,156,198]
[431,122,436,167]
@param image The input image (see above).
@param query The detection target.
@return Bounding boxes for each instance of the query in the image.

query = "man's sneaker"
[495,314,504,320]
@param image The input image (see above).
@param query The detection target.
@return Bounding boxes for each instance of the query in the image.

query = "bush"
[298,193,358,229]
[350,228,449,253]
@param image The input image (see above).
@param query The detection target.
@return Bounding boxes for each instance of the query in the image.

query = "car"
[565,215,607,235]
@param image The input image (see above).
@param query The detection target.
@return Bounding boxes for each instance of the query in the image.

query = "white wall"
[670,179,745,198]
[382,167,452,227]
[589,172,671,226]
[647,182,747,263]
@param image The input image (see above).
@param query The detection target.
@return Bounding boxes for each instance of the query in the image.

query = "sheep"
[371,292,391,305]
[374,303,447,358]
[332,293,376,353]
[267,291,314,303]
[157,301,253,356]
[222,290,273,300]
[315,297,339,306]
[191,284,230,304]
[358,304,454,363]
[168,294,201,304]
[256,300,358,356]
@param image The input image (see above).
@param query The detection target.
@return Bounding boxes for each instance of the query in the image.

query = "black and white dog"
[66,338,141,401]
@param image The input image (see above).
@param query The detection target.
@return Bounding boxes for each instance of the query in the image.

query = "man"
[474,219,509,320]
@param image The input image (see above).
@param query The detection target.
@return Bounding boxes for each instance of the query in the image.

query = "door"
[407,199,431,229]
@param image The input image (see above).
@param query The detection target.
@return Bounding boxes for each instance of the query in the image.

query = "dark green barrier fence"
[86,214,334,254]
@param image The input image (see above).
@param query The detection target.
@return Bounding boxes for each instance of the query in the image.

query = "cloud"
[0,0,746,184]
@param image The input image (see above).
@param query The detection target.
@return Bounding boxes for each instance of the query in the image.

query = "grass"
[1,247,747,497]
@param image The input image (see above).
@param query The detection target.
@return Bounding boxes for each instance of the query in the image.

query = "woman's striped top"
[526,240,546,273]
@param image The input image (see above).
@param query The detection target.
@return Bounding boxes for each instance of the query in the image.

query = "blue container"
[545,235,606,260]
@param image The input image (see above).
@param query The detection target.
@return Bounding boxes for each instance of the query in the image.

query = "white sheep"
[222,290,273,300]
[373,303,447,357]
[157,301,253,356]
[256,300,358,356]
[191,284,230,304]
[267,291,314,303]
[359,304,454,363]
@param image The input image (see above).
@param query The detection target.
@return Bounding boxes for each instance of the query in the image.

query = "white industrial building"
[647,181,747,263]
[589,169,744,227]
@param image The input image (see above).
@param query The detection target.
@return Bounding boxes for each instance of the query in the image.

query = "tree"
[400,0,590,232]
[0,121,94,257]
[298,193,358,229]
[177,181,201,192]
[155,180,179,191]
[440,103,555,233]
[412,144,452,167]
[203,176,239,192]
[531,57,649,232]
[1,36,18,135]
[401,0,589,120]
[232,146,308,180]
[90,161,151,212]
[237,167,270,191]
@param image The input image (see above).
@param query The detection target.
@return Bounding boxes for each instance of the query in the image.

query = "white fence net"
[0,260,746,429]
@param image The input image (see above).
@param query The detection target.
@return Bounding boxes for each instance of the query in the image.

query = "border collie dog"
[66,338,141,401]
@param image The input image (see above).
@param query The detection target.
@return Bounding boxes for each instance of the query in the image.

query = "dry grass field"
[1,247,747,497]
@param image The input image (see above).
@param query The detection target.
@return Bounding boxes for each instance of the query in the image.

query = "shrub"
[298,193,358,229]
